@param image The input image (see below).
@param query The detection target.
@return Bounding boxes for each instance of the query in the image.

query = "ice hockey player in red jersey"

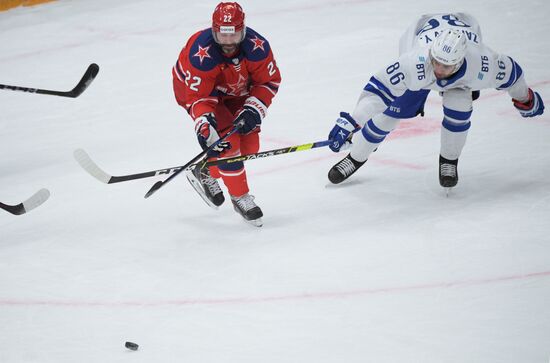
[172,2,281,226]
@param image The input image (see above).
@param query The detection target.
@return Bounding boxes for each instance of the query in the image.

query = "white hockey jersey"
[356,13,529,122]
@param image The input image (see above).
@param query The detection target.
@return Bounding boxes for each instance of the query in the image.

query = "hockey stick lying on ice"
[0,189,50,216]
[0,63,99,98]
[73,139,331,186]
[143,121,244,198]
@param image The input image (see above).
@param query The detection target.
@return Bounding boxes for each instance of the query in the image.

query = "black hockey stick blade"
[56,63,100,98]
[144,181,164,198]
[143,155,205,198]
[0,63,99,98]
[0,188,50,215]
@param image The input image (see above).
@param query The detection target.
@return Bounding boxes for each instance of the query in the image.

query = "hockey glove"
[234,97,266,135]
[195,114,231,157]
[328,112,361,152]
[513,88,544,117]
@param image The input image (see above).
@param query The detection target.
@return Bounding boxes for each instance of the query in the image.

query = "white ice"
[1,0,550,362]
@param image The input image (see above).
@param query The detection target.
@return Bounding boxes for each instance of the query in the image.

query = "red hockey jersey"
[172,27,281,120]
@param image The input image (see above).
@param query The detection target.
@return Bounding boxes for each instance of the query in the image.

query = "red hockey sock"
[208,165,221,179]
[220,168,249,197]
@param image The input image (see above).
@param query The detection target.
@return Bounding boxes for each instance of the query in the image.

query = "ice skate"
[231,193,263,227]
[328,154,366,184]
[439,155,458,195]
[185,165,225,209]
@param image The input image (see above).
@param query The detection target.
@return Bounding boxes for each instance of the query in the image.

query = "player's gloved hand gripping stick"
[143,120,245,198]
[327,112,361,152]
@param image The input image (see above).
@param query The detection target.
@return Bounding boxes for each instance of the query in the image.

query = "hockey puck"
[125,341,139,351]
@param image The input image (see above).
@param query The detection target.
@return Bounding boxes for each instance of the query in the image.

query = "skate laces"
[440,163,456,177]
[336,157,357,177]
[199,169,222,195]
[233,193,257,212]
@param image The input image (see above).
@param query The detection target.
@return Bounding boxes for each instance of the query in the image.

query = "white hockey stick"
[0,188,50,215]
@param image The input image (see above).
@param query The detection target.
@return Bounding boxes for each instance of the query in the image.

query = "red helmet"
[212,2,245,33]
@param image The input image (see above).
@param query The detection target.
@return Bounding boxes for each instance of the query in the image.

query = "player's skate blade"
[328,154,366,184]
[243,217,263,227]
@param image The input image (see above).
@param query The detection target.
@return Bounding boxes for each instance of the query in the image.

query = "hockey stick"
[0,63,99,98]
[143,120,245,199]
[0,189,50,216]
[185,139,331,208]
[73,124,242,185]
[74,148,184,184]
[199,140,331,168]
[73,139,331,185]
[189,124,361,169]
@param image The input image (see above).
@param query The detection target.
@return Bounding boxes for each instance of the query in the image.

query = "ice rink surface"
[1,0,549,362]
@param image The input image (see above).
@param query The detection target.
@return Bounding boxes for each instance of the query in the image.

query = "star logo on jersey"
[226,74,248,96]
[193,45,212,65]
[249,36,266,52]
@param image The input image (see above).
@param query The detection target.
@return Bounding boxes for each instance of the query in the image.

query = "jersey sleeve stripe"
[364,84,393,106]
[363,77,396,106]
[497,57,523,90]
[190,97,218,119]
[257,85,277,96]
[173,64,185,82]
[175,60,186,80]
[266,82,279,91]
[369,77,397,100]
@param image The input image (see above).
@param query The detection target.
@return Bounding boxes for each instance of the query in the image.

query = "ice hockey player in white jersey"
[327,13,545,189]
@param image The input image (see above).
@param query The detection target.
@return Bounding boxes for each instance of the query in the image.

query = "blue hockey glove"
[233,97,266,134]
[513,88,544,117]
[234,107,261,134]
[328,112,361,152]
[195,114,231,157]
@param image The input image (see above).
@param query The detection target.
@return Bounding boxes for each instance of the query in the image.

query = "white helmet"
[430,28,467,66]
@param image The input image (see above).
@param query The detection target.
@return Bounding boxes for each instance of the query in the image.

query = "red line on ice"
[2,269,549,308]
